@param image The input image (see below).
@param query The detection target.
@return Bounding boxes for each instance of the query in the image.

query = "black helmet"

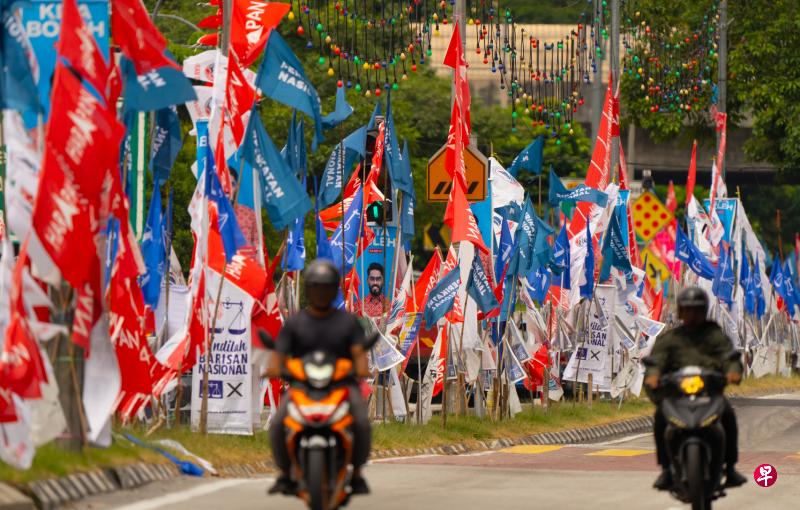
[677,287,709,311]
[304,259,340,287]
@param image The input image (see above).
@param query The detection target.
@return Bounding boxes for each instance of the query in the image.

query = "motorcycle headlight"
[305,362,335,388]
[679,375,704,395]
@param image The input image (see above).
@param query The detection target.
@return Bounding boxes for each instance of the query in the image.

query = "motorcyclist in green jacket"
[644,287,747,490]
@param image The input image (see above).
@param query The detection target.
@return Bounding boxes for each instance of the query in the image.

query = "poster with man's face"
[357,225,397,299]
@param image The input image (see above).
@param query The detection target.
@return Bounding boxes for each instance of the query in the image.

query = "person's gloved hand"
[726,371,742,385]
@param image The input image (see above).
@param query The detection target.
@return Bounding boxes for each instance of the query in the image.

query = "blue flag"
[532,216,555,270]
[255,31,323,148]
[675,225,715,280]
[140,188,165,307]
[121,55,196,113]
[525,266,552,304]
[321,85,353,130]
[424,265,461,328]
[740,253,755,315]
[548,167,609,208]
[367,101,382,130]
[550,223,571,289]
[599,213,632,281]
[753,258,765,318]
[205,153,248,262]
[467,255,499,313]
[318,125,367,209]
[782,259,797,316]
[579,222,594,299]
[508,136,543,177]
[495,214,514,280]
[330,187,364,275]
[283,179,307,272]
[315,212,335,262]
[509,198,537,276]
[149,106,182,186]
[712,245,735,305]
[240,111,312,231]
[1,8,39,116]
[195,120,211,178]
[384,92,414,195]
[282,111,307,177]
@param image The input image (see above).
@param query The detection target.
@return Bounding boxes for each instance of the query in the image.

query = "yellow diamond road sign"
[632,191,673,242]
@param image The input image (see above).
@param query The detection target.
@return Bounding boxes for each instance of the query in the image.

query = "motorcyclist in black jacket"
[644,287,747,490]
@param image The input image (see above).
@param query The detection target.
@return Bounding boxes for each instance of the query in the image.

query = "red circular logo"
[753,464,778,487]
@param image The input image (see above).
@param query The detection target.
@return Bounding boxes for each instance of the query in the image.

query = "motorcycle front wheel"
[685,442,709,510]
[307,449,329,510]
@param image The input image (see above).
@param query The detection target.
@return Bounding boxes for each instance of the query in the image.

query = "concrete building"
[428,23,776,187]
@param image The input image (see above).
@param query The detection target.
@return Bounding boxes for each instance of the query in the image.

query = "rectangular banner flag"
[563,285,615,389]
[191,271,254,435]
[397,312,423,372]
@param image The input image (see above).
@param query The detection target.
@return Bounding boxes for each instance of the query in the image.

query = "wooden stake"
[587,373,593,409]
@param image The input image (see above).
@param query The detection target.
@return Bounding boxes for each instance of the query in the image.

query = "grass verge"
[2,374,798,484]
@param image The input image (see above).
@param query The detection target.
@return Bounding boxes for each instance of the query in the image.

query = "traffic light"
[366,199,392,224]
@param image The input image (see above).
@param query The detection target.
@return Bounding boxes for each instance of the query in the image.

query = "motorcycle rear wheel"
[686,443,709,510]
[307,449,329,510]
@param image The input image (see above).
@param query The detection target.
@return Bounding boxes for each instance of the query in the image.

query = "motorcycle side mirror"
[364,332,381,350]
[641,356,658,368]
[258,330,276,350]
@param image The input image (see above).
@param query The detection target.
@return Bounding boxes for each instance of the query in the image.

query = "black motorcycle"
[644,355,738,510]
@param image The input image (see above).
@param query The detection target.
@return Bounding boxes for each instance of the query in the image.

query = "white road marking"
[109,479,260,510]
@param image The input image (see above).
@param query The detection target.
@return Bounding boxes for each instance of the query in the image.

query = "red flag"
[109,270,155,397]
[198,33,220,47]
[524,345,551,390]
[567,74,613,240]
[0,388,17,423]
[618,144,629,189]
[58,0,109,96]
[231,0,291,67]
[409,250,443,313]
[224,51,256,146]
[712,108,727,173]
[364,123,386,205]
[0,242,47,400]
[198,12,223,29]
[207,224,267,300]
[666,180,677,212]
[686,140,697,206]
[445,179,489,254]
[213,128,234,195]
[112,0,178,73]
[442,21,471,134]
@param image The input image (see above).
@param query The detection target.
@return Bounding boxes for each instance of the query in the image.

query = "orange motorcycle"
[265,333,377,510]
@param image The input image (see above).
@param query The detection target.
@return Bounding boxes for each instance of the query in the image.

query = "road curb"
[368,415,655,459]
[0,483,34,510]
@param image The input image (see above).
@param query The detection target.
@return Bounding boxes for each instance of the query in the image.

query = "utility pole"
[717,0,727,176]
[610,0,620,179]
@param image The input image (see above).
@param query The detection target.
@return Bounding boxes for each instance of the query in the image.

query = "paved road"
[70,394,800,510]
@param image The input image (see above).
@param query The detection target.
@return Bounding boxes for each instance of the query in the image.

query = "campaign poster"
[192,271,254,435]
[563,285,615,389]
[21,0,110,124]
[357,224,397,302]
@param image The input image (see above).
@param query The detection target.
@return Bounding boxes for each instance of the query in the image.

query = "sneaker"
[267,475,297,495]
[350,476,370,495]
[653,469,673,491]
[725,468,747,488]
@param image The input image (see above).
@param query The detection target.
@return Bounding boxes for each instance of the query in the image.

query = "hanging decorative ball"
[375,88,382,97]
[288,11,295,21]
[316,23,324,32]
[400,52,406,61]
[555,138,562,145]
[363,62,370,70]
[355,83,362,92]
[365,90,371,97]
[401,73,408,81]
[325,35,332,44]
[319,56,326,65]
[327,67,335,77]
[569,129,574,135]
[411,64,417,72]
[392,82,399,90]
[297,25,305,36]
[346,81,352,88]
[337,80,343,88]
[306,41,314,49]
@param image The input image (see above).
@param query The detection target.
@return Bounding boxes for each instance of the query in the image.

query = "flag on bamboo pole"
[150,106,182,186]
[686,140,698,206]
[712,243,735,306]
[599,212,632,282]
[666,181,677,212]
[578,222,594,299]
[675,225,715,280]
[57,0,108,96]
[321,84,354,130]
[548,167,608,208]
[409,250,442,313]
[141,187,166,308]
[318,126,367,209]
[423,264,461,328]
[445,179,489,254]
